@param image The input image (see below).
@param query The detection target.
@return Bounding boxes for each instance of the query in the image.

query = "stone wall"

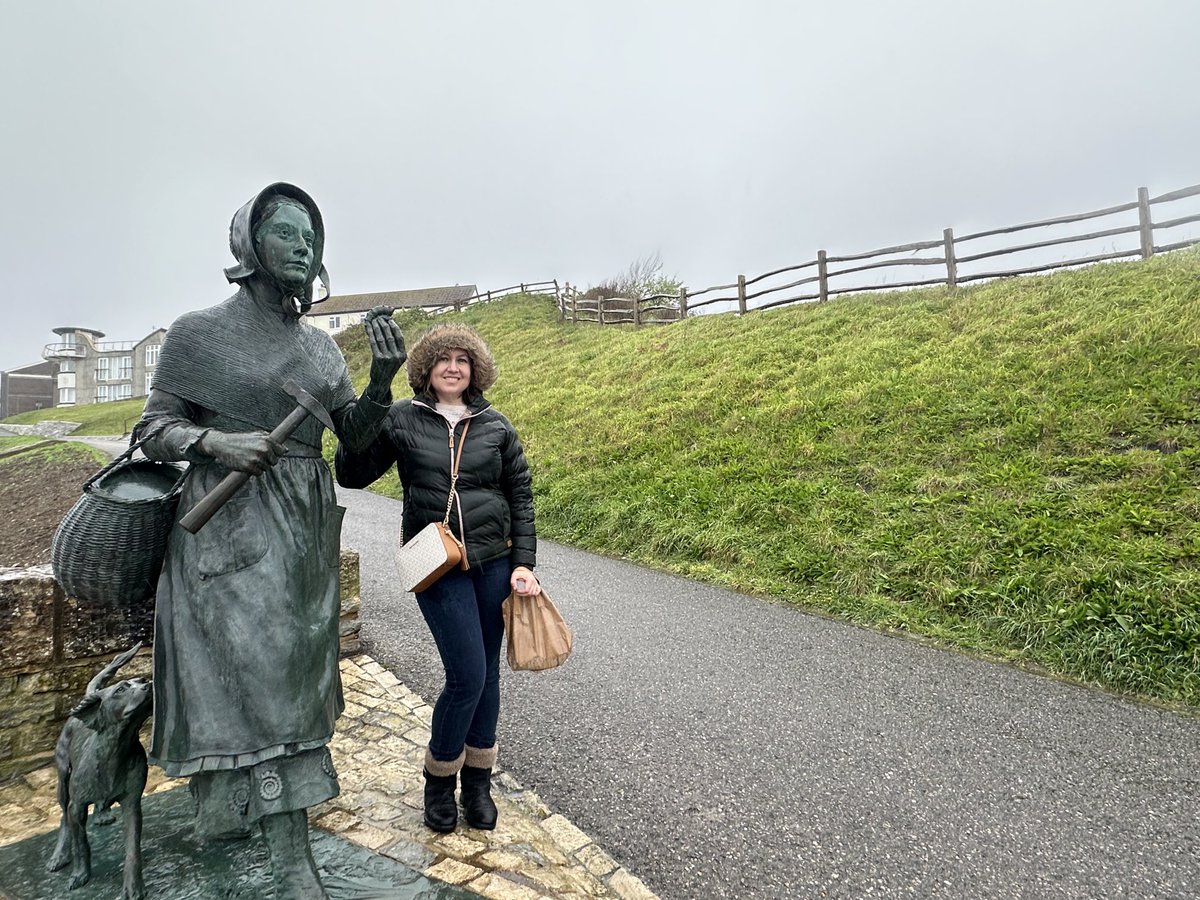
[338,549,363,658]
[0,422,83,438]
[0,549,363,783]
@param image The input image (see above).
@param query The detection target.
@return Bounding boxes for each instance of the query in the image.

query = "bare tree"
[585,252,681,303]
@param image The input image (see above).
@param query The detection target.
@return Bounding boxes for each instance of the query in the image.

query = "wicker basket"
[51,438,188,605]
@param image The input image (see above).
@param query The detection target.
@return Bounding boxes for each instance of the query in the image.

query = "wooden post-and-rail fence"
[556,283,686,326]
[451,280,560,312]
[559,181,1200,326]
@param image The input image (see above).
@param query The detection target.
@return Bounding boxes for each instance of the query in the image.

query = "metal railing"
[42,343,83,358]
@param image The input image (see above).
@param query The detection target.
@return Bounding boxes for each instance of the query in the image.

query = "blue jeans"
[416,556,511,763]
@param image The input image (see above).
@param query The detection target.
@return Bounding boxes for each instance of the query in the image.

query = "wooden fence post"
[943,228,957,289]
[1138,187,1154,258]
[817,250,828,302]
[737,275,747,314]
[571,289,578,323]
[679,287,688,320]
[598,297,606,325]
[559,281,566,320]
[634,295,642,326]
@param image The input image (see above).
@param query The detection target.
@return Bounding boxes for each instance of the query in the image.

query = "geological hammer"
[179,380,336,534]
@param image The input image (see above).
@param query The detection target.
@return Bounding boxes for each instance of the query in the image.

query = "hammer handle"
[178,405,309,534]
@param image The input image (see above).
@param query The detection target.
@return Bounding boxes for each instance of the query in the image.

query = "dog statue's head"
[70,677,152,731]
[69,643,152,732]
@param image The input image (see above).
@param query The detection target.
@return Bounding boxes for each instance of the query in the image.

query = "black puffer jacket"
[335,392,536,569]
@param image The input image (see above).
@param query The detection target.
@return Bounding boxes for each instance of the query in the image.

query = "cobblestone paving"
[0,654,658,900]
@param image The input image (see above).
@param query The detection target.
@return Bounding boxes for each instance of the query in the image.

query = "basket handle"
[82,436,153,490]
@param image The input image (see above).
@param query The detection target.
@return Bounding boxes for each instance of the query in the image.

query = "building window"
[96,358,111,382]
[60,359,75,373]
[145,372,154,395]
[116,383,132,400]
[58,387,75,404]
[96,384,111,403]
[328,316,341,330]
[118,356,133,380]
[145,344,160,367]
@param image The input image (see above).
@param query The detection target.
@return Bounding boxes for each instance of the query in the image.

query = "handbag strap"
[441,418,471,526]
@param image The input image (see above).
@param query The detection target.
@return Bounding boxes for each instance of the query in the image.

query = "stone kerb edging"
[322,656,660,900]
[0,653,660,900]
[0,553,659,898]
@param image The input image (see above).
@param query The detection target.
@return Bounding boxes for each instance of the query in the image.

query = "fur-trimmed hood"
[406,323,497,397]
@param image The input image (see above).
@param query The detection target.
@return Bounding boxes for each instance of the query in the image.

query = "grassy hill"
[3,397,143,435]
[8,254,1196,706]
[338,252,1200,708]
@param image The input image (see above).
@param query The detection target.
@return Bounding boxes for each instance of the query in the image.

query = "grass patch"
[3,398,143,435]
[0,440,108,468]
[11,256,1196,706]
[0,435,45,452]
[338,253,1200,708]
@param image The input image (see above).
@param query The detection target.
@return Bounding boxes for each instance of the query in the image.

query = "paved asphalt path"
[343,486,1199,899]
[71,435,132,457]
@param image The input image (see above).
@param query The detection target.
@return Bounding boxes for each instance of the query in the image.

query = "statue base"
[0,788,471,899]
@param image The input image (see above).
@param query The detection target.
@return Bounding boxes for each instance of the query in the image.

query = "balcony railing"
[95,341,137,352]
[43,343,84,358]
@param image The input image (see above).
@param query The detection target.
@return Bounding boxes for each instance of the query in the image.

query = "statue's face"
[254,203,315,289]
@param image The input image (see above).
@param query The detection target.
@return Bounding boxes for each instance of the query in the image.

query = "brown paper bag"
[503,588,573,671]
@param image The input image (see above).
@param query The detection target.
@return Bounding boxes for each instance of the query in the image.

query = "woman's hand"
[198,430,287,475]
[364,307,407,390]
[511,567,540,596]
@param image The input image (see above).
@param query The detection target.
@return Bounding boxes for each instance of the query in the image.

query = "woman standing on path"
[335,322,539,833]
[135,182,406,899]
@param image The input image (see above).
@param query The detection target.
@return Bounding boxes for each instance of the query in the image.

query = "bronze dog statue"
[46,643,152,899]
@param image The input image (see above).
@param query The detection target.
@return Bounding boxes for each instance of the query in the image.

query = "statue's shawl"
[153,292,354,449]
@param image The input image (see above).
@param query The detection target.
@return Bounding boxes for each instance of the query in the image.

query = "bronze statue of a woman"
[135,182,405,899]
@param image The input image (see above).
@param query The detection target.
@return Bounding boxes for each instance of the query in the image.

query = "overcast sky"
[3,1,1198,372]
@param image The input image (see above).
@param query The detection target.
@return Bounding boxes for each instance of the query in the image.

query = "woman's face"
[429,348,472,403]
[254,203,315,289]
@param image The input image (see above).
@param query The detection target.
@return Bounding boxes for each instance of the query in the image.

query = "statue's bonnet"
[224,181,330,312]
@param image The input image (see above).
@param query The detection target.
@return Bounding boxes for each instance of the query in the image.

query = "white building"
[42,326,167,407]
[305,285,479,336]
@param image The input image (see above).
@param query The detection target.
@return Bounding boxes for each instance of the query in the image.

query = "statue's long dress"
[140,293,355,833]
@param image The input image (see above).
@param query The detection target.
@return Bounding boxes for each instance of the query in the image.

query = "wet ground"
[0,787,470,899]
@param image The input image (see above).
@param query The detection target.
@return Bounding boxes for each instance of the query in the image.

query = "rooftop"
[310,286,480,316]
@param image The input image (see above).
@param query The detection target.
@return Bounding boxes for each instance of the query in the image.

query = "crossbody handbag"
[396,419,471,593]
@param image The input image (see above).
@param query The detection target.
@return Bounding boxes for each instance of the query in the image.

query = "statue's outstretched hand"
[198,431,287,475]
[364,307,406,389]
